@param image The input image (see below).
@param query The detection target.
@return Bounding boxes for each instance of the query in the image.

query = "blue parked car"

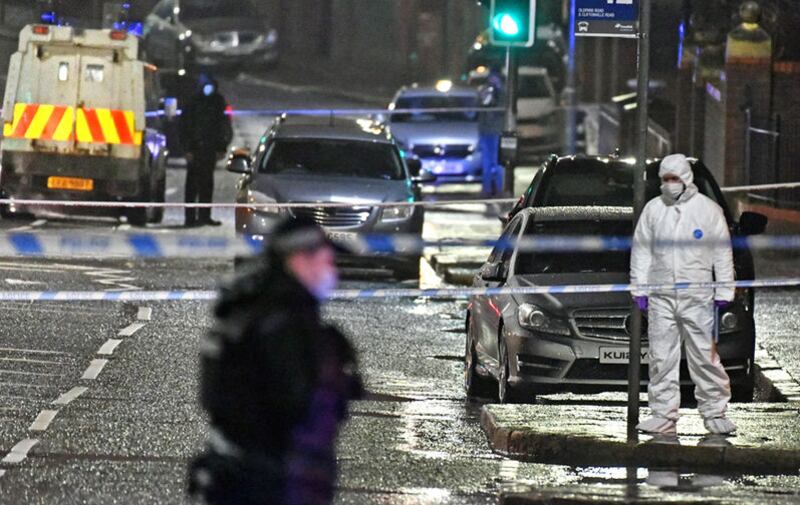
[386,83,483,185]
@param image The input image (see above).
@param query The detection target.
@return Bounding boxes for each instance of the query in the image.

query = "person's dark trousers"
[185,150,217,225]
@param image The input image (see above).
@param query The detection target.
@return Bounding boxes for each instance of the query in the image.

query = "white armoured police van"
[0,24,167,225]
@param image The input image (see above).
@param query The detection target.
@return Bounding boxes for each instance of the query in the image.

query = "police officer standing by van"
[181,74,232,227]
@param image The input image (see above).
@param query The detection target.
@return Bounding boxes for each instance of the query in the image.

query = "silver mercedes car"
[227,116,432,280]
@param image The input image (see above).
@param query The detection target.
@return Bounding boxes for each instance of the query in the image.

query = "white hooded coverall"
[630,155,735,422]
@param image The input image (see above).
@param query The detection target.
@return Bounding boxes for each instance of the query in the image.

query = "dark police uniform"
[189,239,361,504]
[180,80,232,227]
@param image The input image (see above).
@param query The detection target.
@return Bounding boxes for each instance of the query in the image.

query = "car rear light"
[225,105,234,116]
[110,30,127,41]
[32,25,50,36]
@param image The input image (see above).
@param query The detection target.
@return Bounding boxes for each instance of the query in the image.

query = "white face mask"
[310,270,338,301]
[660,182,685,201]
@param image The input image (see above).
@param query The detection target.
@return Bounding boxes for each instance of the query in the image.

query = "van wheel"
[148,177,166,224]
[126,207,148,227]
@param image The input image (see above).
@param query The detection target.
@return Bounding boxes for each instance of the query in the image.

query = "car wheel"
[394,256,421,282]
[498,330,530,404]
[464,315,494,398]
[731,379,755,403]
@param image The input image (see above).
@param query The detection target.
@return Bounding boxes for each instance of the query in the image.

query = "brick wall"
[772,62,800,196]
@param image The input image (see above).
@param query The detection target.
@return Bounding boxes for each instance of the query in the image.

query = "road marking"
[81,359,108,380]
[2,439,39,464]
[0,357,62,365]
[4,278,46,286]
[118,323,146,337]
[0,347,70,356]
[0,369,63,378]
[0,381,49,389]
[53,386,88,405]
[29,410,58,432]
[137,307,152,321]
[97,339,123,356]
[499,459,520,481]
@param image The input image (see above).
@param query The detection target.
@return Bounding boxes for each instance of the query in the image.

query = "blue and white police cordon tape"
[0,182,797,213]
[2,232,800,259]
[2,278,799,302]
[145,106,506,119]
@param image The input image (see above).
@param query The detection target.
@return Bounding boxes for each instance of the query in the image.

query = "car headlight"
[248,193,284,214]
[380,205,413,222]
[468,143,477,153]
[193,33,224,52]
[265,29,278,46]
[517,304,570,335]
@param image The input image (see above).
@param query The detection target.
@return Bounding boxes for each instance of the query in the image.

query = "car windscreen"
[536,162,720,207]
[518,75,551,99]
[261,139,405,180]
[181,0,256,20]
[515,220,632,275]
[391,95,478,123]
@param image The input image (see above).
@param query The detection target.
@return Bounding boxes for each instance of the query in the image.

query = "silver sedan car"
[227,116,432,280]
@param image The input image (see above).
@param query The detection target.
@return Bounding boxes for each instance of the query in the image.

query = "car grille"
[291,206,372,228]
[413,144,473,158]
[237,31,258,45]
[572,308,648,343]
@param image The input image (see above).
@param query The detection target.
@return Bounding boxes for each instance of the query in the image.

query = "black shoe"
[202,218,222,227]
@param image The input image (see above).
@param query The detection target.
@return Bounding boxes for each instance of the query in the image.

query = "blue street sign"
[575,0,639,38]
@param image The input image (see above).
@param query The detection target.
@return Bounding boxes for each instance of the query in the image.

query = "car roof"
[271,116,394,144]
[520,206,633,223]
[394,86,479,99]
[549,154,707,173]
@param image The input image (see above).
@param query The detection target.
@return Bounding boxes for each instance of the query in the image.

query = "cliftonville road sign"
[575,0,639,38]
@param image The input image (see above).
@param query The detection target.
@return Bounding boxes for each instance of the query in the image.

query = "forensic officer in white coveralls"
[630,154,737,435]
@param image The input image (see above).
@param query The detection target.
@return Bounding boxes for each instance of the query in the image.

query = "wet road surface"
[0,71,798,504]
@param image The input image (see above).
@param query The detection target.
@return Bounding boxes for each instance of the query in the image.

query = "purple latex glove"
[634,296,648,312]
[714,300,731,310]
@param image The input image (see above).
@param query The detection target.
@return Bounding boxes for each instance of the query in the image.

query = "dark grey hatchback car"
[466,155,768,403]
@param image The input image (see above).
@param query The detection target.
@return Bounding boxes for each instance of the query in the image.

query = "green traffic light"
[492,13,520,36]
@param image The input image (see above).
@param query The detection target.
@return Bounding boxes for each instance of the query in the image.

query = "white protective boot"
[636,416,677,435]
[703,416,737,435]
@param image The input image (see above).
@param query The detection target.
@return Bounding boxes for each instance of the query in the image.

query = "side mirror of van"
[227,148,252,174]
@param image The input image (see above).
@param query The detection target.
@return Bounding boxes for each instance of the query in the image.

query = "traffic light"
[489,0,535,47]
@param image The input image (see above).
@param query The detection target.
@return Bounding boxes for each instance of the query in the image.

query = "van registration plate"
[47,176,94,192]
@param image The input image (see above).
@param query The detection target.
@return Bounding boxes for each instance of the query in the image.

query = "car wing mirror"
[412,171,436,184]
[226,147,252,174]
[738,211,768,236]
[405,157,422,176]
[480,262,506,282]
